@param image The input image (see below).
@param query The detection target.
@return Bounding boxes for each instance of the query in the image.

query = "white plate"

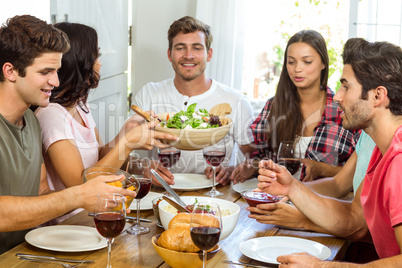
[129,191,163,210]
[239,236,331,264]
[232,178,259,193]
[25,225,107,252]
[170,173,218,191]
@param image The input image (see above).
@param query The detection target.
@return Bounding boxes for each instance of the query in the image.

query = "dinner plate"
[239,236,331,264]
[129,191,163,210]
[25,225,107,252]
[232,178,259,193]
[170,173,218,191]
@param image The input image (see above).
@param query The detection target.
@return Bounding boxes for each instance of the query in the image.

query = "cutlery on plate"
[223,260,273,268]
[150,169,187,208]
[16,253,93,263]
[18,256,88,267]
[162,195,190,213]
[87,212,152,223]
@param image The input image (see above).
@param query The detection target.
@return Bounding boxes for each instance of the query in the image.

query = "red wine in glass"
[135,178,152,199]
[158,150,181,168]
[190,226,221,250]
[94,212,125,238]
[203,151,225,167]
[278,158,301,175]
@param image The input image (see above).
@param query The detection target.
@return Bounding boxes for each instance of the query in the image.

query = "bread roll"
[168,213,219,229]
[158,227,200,253]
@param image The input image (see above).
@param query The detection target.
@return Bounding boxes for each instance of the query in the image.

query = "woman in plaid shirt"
[231,30,360,182]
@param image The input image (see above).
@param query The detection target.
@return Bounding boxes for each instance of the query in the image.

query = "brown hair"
[265,30,329,154]
[342,38,402,115]
[0,15,70,82]
[168,16,213,51]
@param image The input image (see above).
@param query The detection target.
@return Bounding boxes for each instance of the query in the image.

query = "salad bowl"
[155,112,232,151]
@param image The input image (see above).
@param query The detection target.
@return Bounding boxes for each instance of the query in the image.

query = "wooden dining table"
[0,182,350,267]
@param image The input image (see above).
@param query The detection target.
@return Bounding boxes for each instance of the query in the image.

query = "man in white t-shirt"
[131,16,255,185]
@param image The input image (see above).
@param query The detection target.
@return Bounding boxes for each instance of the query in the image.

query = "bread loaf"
[158,213,220,252]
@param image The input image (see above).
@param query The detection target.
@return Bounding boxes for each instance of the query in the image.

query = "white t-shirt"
[131,78,255,174]
[293,136,313,180]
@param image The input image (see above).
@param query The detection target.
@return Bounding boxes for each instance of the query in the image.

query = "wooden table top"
[0,183,350,267]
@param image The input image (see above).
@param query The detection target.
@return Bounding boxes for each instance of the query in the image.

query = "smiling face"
[286,42,325,90]
[168,31,212,82]
[14,52,62,108]
[334,64,372,130]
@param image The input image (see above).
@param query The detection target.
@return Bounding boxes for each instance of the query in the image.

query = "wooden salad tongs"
[131,105,161,126]
[209,103,232,126]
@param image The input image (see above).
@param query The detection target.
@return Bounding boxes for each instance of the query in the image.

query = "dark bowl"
[240,190,282,207]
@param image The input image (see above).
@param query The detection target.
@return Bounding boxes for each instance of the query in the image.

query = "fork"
[19,256,85,267]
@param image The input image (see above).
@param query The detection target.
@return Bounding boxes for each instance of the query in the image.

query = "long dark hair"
[51,22,100,112]
[265,30,329,154]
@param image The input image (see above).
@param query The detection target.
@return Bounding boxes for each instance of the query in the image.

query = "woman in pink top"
[34,23,176,223]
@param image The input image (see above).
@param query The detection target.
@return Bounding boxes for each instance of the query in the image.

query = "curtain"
[196,0,245,91]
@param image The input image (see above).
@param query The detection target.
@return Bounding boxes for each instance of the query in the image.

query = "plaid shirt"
[250,87,360,180]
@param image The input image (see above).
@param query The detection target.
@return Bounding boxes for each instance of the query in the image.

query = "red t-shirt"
[361,126,402,258]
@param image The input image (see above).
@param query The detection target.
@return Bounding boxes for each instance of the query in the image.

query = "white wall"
[131,0,197,95]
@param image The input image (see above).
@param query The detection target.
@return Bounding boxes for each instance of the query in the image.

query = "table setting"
[0,103,350,267]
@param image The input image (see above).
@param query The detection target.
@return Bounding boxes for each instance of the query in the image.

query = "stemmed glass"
[125,157,152,235]
[190,201,222,268]
[203,139,226,197]
[157,147,181,170]
[277,141,302,176]
[94,193,126,268]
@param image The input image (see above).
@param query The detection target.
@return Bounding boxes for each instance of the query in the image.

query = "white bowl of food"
[158,196,240,240]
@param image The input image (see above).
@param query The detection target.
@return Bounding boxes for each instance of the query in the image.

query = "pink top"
[361,126,402,258]
[35,103,99,224]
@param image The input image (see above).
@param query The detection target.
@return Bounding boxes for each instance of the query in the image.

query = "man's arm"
[258,160,368,240]
[0,175,136,232]
[305,151,357,198]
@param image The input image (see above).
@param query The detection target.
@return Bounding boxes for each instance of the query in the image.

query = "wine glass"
[190,201,222,268]
[203,139,226,197]
[125,157,152,235]
[277,141,302,176]
[94,193,126,268]
[157,147,181,170]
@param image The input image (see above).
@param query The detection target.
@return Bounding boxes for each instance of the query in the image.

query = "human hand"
[277,252,324,267]
[300,159,323,182]
[204,166,231,186]
[257,159,296,197]
[247,202,307,229]
[77,174,137,212]
[145,160,175,186]
[124,121,178,150]
[230,159,256,184]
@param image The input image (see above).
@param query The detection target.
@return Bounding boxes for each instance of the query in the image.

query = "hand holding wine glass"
[277,141,302,176]
[203,140,226,197]
[94,193,126,268]
[190,201,222,268]
[125,157,152,235]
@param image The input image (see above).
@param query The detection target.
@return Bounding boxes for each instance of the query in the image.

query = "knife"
[88,212,152,223]
[16,253,94,263]
[162,195,190,213]
[150,169,187,208]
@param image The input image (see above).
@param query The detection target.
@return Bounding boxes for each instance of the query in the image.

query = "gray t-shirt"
[0,109,43,254]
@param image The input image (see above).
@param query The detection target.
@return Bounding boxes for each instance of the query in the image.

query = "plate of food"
[154,103,233,151]
[170,173,218,191]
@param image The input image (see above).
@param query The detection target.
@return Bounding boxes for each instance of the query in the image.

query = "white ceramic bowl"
[158,196,240,240]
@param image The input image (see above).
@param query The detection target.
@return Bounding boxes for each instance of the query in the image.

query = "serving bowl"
[152,235,219,268]
[155,112,233,151]
[83,166,140,207]
[158,196,240,240]
[240,190,282,207]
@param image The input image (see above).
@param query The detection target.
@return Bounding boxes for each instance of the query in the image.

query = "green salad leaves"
[160,103,221,129]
